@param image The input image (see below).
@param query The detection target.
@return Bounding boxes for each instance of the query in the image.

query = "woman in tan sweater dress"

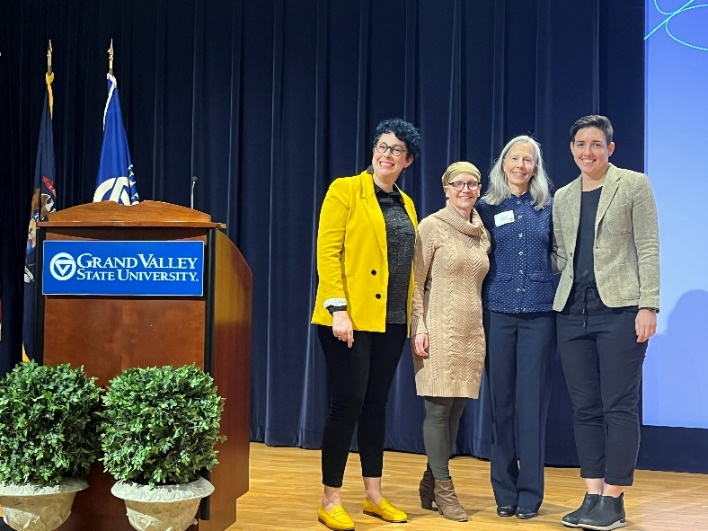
[410,161,490,521]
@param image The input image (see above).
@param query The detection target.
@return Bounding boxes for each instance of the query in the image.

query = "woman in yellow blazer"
[312,118,420,531]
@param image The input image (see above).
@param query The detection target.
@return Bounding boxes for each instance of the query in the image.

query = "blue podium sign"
[42,240,205,296]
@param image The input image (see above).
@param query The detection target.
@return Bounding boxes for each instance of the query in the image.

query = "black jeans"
[557,289,647,486]
[318,324,407,488]
[485,310,555,511]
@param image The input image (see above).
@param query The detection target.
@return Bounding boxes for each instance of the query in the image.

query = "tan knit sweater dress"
[410,202,490,398]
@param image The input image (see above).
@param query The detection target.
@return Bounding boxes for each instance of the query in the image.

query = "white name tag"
[494,210,515,226]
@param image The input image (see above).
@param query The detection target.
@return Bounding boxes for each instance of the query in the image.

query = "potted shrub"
[0,361,102,531]
[99,364,226,531]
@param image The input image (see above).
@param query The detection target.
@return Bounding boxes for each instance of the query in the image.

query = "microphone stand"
[190,176,198,209]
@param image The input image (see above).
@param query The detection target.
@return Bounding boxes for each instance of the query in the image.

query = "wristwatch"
[640,307,659,313]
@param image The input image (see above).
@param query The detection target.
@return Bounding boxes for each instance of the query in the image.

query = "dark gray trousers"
[557,306,646,486]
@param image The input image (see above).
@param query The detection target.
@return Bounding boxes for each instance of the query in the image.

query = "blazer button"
[371,270,377,275]
[375,294,382,299]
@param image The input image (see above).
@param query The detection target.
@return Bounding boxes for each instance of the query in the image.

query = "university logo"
[49,252,77,281]
[93,175,133,204]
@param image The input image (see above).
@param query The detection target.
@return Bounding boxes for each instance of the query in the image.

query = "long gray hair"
[482,135,552,210]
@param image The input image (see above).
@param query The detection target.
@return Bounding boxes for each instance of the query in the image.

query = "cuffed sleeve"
[316,178,351,304]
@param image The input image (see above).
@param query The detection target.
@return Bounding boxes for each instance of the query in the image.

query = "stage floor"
[228,443,708,530]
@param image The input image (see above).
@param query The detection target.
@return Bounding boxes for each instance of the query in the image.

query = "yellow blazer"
[311,170,418,332]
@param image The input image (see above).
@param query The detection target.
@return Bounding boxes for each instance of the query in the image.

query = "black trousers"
[484,310,555,511]
[317,324,407,488]
[557,300,647,486]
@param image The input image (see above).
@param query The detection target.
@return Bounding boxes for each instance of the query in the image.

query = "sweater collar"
[434,201,485,237]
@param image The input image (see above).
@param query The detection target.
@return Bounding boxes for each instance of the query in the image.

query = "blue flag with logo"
[23,74,57,360]
[93,73,139,205]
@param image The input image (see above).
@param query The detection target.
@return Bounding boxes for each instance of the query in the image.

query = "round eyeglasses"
[374,143,407,156]
[447,180,481,191]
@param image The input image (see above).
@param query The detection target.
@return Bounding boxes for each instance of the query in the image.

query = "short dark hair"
[570,115,614,144]
[373,118,421,161]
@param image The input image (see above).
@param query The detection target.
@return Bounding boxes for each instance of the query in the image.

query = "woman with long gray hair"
[476,135,556,520]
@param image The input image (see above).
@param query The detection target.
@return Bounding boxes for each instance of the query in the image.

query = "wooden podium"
[35,200,252,531]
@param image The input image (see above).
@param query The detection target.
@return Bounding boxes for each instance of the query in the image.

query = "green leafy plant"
[0,361,103,487]
[99,364,226,487]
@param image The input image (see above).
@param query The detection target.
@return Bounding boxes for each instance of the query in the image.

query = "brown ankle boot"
[434,478,468,522]
[419,466,436,510]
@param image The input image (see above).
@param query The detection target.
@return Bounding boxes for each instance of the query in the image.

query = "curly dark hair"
[373,118,421,161]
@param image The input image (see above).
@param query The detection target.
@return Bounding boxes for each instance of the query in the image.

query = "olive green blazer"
[552,164,660,311]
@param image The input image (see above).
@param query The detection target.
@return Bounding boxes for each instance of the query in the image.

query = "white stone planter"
[0,477,88,531]
[111,477,214,531]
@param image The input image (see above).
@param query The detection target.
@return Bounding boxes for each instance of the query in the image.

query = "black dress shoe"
[516,507,539,519]
[497,505,517,517]
[577,494,626,530]
[562,493,600,528]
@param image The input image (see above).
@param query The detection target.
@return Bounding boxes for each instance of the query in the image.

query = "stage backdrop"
[2,0,703,472]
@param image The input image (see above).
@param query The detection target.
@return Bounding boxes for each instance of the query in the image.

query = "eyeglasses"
[375,143,407,156]
[447,180,481,191]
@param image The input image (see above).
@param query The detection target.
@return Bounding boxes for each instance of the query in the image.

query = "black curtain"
[7,0,694,471]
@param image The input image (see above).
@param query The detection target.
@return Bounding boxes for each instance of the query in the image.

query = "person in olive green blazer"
[553,115,660,531]
[312,118,420,531]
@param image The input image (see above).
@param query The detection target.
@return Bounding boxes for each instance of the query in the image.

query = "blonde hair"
[441,161,482,187]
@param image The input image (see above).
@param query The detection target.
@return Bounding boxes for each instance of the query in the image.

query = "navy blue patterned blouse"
[476,193,554,313]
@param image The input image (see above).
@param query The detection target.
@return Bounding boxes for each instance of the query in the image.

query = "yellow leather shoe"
[318,505,355,531]
[363,497,408,523]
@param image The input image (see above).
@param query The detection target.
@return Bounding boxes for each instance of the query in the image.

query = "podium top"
[38,200,225,229]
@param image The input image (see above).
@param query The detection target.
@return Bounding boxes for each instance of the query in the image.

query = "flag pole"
[108,39,114,76]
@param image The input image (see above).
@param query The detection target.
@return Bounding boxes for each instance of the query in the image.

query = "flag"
[93,73,139,205]
[23,73,57,360]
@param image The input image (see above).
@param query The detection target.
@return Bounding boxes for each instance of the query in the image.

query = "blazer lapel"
[595,164,621,229]
[360,173,388,251]
[564,178,582,253]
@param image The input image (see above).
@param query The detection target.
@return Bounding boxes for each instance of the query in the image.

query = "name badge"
[494,210,515,226]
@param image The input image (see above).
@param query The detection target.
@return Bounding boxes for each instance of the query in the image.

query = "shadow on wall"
[642,289,708,429]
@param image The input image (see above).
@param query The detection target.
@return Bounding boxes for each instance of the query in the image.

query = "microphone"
[190,176,198,209]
